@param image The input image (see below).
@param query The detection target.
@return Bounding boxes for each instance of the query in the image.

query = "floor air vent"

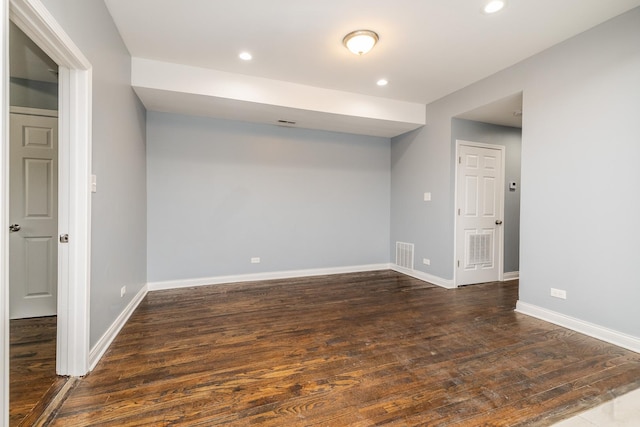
[395,242,414,270]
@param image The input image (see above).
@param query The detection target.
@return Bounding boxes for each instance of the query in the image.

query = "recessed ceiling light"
[377,79,388,86]
[239,52,252,61]
[483,0,506,14]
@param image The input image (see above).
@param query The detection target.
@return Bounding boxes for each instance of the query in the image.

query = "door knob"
[9,224,21,232]
[495,220,503,225]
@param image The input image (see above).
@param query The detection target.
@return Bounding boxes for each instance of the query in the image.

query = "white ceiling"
[457,92,523,128]
[104,0,640,101]
[101,0,640,135]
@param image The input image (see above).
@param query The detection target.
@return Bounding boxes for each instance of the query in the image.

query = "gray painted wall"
[147,112,390,283]
[10,78,58,110]
[451,118,521,274]
[32,1,640,346]
[40,0,147,347]
[391,7,640,338]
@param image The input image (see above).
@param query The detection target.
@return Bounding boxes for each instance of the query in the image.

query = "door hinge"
[457,260,460,267]
[59,234,69,243]
[458,208,461,215]
[458,156,462,164]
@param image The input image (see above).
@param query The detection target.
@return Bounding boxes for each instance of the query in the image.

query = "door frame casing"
[1,8,92,423]
[1,1,9,423]
[453,140,505,287]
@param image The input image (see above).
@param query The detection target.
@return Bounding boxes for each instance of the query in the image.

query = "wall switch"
[251,257,261,264]
[120,286,126,297]
[550,288,567,299]
[423,258,431,266]
[423,192,432,201]
[91,174,97,193]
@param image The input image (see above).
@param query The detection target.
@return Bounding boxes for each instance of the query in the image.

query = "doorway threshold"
[18,376,78,427]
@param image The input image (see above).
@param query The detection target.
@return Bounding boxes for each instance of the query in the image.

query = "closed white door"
[456,142,505,286]
[9,112,58,319]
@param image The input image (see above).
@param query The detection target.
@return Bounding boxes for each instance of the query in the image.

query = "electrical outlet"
[423,192,432,201]
[120,286,126,297]
[550,288,567,299]
[251,257,261,264]
[423,258,431,265]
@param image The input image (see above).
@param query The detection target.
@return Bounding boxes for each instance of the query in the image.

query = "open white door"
[9,111,58,319]
[455,141,505,286]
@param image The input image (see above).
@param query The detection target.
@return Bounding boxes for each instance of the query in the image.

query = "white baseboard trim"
[515,301,640,354]
[503,271,519,281]
[147,264,391,291]
[89,284,148,371]
[391,265,456,289]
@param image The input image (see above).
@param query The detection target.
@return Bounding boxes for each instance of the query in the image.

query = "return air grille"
[395,242,414,270]
[468,234,492,265]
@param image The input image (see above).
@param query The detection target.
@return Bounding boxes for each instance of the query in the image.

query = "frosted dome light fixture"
[342,30,379,55]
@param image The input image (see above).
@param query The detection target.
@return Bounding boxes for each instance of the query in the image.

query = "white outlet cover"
[251,257,261,264]
[424,192,431,201]
[423,258,431,265]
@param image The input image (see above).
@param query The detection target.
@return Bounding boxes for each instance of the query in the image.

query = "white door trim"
[10,106,58,117]
[1,1,10,423]
[3,0,92,394]
[453,140,506,287]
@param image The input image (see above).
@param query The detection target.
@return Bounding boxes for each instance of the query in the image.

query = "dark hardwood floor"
[10,315,64,426]
[49,271,640,426]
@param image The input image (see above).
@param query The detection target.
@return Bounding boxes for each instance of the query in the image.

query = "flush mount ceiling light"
[483,0,506,14]
[377,79,389,86]
[342,30,379,55]
[239,51,252,61]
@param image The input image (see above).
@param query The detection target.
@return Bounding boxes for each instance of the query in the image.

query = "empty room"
[2,0,640,426]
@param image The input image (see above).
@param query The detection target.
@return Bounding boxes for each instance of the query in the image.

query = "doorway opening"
[7,0,93,376]
[8,21,60,423]
[2,1,93,424]
[452,92,522,286]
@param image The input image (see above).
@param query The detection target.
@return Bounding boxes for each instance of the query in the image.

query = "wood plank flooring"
[10,315,62,426]
[49,271,640,426]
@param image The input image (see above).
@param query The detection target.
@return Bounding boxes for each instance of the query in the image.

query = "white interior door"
[456,141,505,286]
[9,111,58,319]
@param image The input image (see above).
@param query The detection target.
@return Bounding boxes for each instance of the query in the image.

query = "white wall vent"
[468,234,492,265]
[395,242,414,270]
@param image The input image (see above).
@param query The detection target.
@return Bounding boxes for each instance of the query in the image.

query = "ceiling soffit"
[132,58,426,138]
